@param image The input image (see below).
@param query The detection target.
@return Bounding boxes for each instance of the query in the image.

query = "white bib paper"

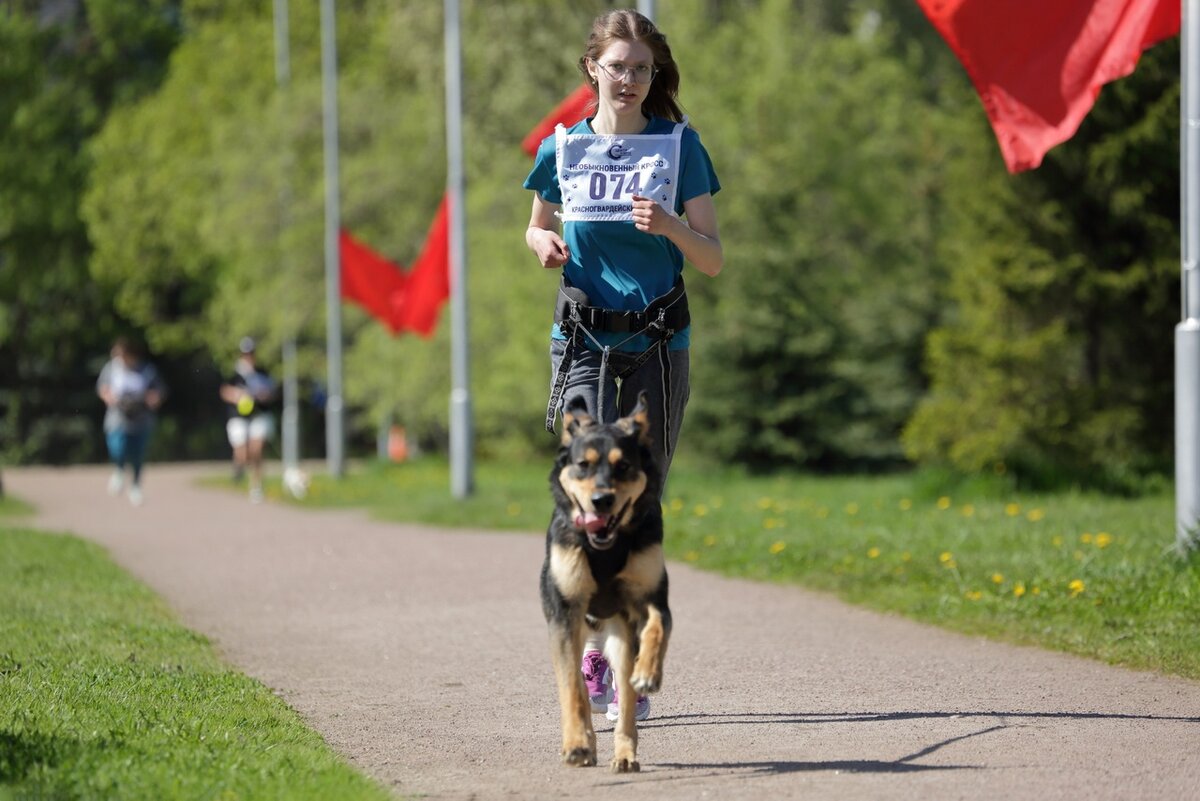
[555,117,688,222]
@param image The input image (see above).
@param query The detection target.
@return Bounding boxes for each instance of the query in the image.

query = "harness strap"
[545,304,677,434]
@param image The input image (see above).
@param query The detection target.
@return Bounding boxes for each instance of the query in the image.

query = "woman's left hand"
[631,194,676,236]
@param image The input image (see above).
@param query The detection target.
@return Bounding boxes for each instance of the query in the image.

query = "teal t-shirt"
[524,116,720,352]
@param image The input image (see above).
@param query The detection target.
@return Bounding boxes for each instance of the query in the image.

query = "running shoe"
[107,470,124,496]
[606,686,650,722]
[128,485,144,507]
[581,650,612,713]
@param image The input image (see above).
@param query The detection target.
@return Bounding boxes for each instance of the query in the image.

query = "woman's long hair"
[577,8,685,123]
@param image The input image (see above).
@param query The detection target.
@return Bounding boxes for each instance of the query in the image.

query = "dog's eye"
[614,460,632,476]
[575,459,592,471]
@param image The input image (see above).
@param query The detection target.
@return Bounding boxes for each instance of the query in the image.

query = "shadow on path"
[639,708,1200,729]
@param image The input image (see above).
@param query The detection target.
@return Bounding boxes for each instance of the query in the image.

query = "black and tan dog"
[540,392,671,773]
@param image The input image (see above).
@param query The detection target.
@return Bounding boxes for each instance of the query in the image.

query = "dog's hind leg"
[549,614,596,767]
[631,602,671,695]
[603,620,640,773]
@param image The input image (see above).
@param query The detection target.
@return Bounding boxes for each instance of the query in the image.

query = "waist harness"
[546,277,690,459]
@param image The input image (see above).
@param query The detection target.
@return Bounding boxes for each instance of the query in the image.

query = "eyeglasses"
[592,59,658,85]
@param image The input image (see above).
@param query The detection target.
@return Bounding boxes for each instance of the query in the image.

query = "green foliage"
[0,526,392,799]
[903,41,1180,490]
[0,1,181,464]
[675,1,969,468]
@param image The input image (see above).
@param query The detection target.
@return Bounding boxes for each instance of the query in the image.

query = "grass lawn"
[283,456,1200,681]
[0,526,394,801]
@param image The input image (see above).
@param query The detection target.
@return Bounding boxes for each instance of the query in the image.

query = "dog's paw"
[631,671,661,694]
[562,746,596,767]
[610,756,641,774]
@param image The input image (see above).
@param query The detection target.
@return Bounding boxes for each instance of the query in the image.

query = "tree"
[903,40,1180,489]
[0,0,181,464]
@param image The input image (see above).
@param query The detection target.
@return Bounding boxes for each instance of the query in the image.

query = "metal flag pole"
[1178,0,1200,553]
[320,0,345,478]
[273,0,302,485]
[445,0,474,497]
[638,0,656,20]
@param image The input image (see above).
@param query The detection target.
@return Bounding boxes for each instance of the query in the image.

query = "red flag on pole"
[392,193,451,338]
[339,229,408,334]
[521,84,595,156]
[916,0,1180,172]
[340,195,451,337]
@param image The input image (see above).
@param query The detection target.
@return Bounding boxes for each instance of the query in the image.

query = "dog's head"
[553,392,657,551]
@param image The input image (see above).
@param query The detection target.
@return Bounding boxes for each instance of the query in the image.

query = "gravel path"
[8,463,1200,800]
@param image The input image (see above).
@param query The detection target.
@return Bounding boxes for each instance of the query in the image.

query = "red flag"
[917,0,1179,172]
[339,229,407,334]
[521,84,595,156]
[392,193,451,338]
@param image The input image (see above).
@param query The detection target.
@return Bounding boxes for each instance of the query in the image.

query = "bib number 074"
[588,170,644,201]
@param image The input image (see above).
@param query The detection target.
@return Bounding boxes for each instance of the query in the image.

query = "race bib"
[555,118,688,222]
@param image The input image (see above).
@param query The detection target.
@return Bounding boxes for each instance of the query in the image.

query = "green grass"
[287,457,1200,680]
[0,495,33,518]
[0,527,394,801]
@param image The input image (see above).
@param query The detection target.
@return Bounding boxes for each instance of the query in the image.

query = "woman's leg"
[614,347,690,481]
[125,427,151,486]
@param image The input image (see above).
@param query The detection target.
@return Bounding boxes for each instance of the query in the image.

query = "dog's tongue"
[575,512,609,534]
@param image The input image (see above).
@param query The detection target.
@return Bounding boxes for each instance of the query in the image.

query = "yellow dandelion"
[769,541,787,555]
[1068,579,1085,597]
[693,504,709,517]
[939,551,954,564]
[961,504,975,517]
[669,498,684,512]
[991,573,1004,585]
[684,550,700,562]
[1052,535,1064,547]
[937,496,952,510]
[703,534,718,547]
[901,551,913,562]
[845,502,859,516]
[867,547,881,559]
[965,590,983,601]
[1027,509,1045,522]
[899,498,913,511]
[506,502,521,516]
[1095,532,1113,549]
[1005,503,1021,517]
[1013,582,1026,598]
[1080,532,1093,544]
[757,497,773,510]
[1031,586,1041,595]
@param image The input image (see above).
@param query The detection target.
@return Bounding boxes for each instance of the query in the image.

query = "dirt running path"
[8,464,1200,799]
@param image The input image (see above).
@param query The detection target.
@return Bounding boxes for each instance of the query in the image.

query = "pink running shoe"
[581,650,612,714]
[606,686,650,722]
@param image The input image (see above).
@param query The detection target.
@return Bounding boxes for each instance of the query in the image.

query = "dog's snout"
[591,492,616,514]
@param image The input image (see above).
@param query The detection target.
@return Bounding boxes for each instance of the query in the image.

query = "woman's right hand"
[529,228,571,269]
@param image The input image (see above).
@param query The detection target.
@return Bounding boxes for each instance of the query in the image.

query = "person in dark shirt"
[219,337,278,503]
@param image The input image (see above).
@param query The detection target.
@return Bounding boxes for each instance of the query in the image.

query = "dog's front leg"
[604,622,640,773]
[549,612,596,766]
[631,601,671,695]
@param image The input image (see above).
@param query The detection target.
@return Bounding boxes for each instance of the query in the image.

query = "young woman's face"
[588,39,655,115]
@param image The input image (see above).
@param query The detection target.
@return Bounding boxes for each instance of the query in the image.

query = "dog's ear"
[561,396,594,445]
[616,391,651,444]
